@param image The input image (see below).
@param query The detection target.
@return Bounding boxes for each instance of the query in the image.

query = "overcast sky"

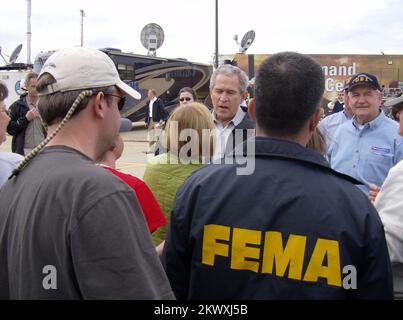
[1,0,403,65]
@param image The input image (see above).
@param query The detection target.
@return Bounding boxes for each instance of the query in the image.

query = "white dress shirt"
[212,106,246,161]
[149,97,157,118]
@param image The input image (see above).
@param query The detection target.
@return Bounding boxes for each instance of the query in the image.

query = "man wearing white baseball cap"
[0,47,175,299]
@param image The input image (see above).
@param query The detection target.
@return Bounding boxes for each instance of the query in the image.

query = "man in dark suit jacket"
[145,89,167,129]
[145,89,168,150]
[209,64,255,161]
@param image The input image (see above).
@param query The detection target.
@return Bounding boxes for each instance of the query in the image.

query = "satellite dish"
[240,30,255,53]
[0,46,7,64]
[9,44,23,64]
[140,23,164,56]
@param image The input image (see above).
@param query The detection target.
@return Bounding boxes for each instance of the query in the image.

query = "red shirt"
[101,166,166,233]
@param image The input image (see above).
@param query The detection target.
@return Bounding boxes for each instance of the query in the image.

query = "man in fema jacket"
[163,52,393,300]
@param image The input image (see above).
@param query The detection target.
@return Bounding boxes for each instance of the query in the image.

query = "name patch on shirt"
[370,146,391,155]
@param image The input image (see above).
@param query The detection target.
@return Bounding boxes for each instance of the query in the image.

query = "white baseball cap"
[38,47,141,100]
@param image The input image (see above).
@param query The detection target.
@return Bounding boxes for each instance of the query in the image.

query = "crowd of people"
[0,46,402,300]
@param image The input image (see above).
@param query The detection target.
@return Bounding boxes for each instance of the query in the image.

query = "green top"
[143,153,203,245]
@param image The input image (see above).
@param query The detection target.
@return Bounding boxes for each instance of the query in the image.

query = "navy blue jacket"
[331,101,344,114]
[223,110,255,156]
[145,97,167,125]
[6,95,30,155]
[163,137,393,300]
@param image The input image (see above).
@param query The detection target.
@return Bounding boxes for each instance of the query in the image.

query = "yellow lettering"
[261,231,306,280]
[230,228,261,273]
[201,225,342,288]
[202,224,230,266]
[303,239,342,287]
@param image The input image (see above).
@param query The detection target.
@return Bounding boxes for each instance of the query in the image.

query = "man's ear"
[309,107,322,132]
[248,98,256,124]
[92,91,106,119]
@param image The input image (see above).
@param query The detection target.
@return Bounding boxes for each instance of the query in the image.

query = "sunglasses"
[105,93,126,111]
[179,97,192,102]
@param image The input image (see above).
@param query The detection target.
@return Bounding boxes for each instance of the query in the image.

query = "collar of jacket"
[15,93,29,107]
[234,111,255,130]
[232,136,363,185]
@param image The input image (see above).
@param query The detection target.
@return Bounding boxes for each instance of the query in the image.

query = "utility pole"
[80,9,85,47]
[27,0,32,64]
[215,0,218,68]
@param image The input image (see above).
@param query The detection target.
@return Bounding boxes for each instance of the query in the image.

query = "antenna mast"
[80,9,85,47]
[215,0,219,68]
[26,0,32,64]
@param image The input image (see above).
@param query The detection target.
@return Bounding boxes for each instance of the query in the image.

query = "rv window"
[116,64,135,81]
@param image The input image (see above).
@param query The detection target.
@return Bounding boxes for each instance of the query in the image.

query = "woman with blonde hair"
[143,102,215,250]
[306,127,326,156]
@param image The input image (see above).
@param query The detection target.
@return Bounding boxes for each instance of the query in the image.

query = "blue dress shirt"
[318,109,351,149]
[328,111,403,194]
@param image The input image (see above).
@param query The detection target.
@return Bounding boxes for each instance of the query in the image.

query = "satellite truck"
[0,44,33,107]
[1,23,213,121]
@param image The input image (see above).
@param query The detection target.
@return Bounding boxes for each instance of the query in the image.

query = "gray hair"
[210,64,249,94]
[24,72,38,87]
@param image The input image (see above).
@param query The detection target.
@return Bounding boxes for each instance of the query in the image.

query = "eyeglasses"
[105,93,126,111]
[179,97,192,102]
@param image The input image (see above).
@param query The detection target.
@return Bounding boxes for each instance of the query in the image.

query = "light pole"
[26,0,32,64]
[80,9,85,47]
[215,0,218,68]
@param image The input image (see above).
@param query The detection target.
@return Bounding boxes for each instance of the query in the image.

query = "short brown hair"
[37,73,115,125]
[0,81,8,101]
[254,52,325,136]
[164,102,215,160]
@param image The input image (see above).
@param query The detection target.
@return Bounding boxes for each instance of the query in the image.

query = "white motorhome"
[2,48,213,120]
[0,64,32,108]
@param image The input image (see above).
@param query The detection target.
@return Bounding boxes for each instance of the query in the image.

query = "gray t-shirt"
[0,146,174,299]
[24,116,45,149]
[23,99,45,150]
